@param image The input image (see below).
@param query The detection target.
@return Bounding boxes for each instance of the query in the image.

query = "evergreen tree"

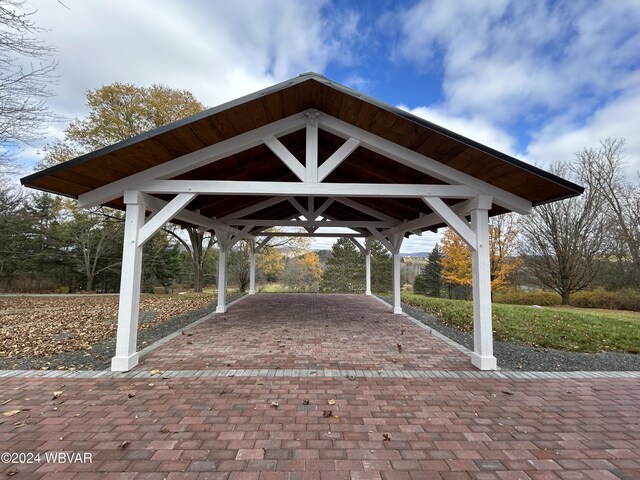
[414,245,443,297]
[370,240,392,293]
[321,237,364,292]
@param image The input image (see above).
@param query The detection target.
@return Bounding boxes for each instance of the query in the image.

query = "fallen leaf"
[401,329,405,335]
[303,399,310,405]
[119,441,130,449]
[7,470,17,476]
[383,433,392,441]
[327,399,336,406]
[3,409,21,417]
[52,391,63,400]
[150,369,163,375]
[1,399,11,405]
[13,422,26,428]
[271,401,279,408]
[502,390,514,396]
[396,343,402,353]
[128,393,136,398]
[322,410,333,418]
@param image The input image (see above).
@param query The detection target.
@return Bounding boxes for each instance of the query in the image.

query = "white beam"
[218,197,287,222]
[365,237,372,296]
[392,233,403,314]
[349,237,366,253]
[382,197,478,237]
[313,198,334,219]
[137,193,196,247]
[318,138,361,182]
[111,192,145,372]
[318,113,532,214]
[264,135,306,182]
[288,197,308,218]
[422,196,477,249]
[79,113,308,208]
[306,116,319,183]
[141,193,243,237]
[231,219,394,228]
[249,239,256,295]
[139,180,478,198]
[470,207,497,370]
[367,227,393,252]
[334,198,398,222]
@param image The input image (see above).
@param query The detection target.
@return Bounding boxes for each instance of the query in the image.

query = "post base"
[469,352,497,371]
[249,290,255,295]
[216,305,226,313]
[111,353,139,372]
[393,306,403,314]
[365,290,371,296]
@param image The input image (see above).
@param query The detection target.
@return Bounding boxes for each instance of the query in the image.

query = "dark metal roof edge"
[20,74,317,186]
[303,74,585,195]
[22,71,584,196]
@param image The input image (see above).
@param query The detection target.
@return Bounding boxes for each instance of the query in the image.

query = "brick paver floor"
[136,294,471,372]
[1,294,639,479]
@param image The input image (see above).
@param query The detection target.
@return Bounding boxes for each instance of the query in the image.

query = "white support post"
[391,234,403,314]
[469,199,497,370]
[216,231,230,313]
[249,239,256,295]
[111,191,145,372]
[365,237,372,296]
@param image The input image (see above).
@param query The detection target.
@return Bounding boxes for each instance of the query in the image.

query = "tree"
[414,244,442,297]
[1,0,57,167]
[41,82,209,290]
[369,240,392,293]
[282,252,322,292]
[521,162,609,304]
[256,247,285,282]
[441,214,522,291]
[574,138,640,288]
[321,237,364,292]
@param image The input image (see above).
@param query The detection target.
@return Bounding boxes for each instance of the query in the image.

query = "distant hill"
[400,252,429,257]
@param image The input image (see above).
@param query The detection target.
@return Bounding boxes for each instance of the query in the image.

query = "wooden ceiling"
[21,73,583,234]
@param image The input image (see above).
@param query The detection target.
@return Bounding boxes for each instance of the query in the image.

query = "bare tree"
[574,138,640,288]
[521,162,609,304]
[0,0,57,166]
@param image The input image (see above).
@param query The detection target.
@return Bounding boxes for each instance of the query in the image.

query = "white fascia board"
[317,114,532,214]
[78,113,308,208]
[138,180,478,198]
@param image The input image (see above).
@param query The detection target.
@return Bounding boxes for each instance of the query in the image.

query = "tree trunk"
[187,227,204,293]
[561,291,570,305]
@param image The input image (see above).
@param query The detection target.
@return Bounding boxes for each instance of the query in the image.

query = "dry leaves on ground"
[0,293,213,358]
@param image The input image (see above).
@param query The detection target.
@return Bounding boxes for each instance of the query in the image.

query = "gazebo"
[21,73,583,372]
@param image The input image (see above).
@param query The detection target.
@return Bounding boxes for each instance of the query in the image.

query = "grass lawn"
[402,292,640,354]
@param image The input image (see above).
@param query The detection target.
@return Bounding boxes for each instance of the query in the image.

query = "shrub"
[571,289,640,312]
[493,289,562,306]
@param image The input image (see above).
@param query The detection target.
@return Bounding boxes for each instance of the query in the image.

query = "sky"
[12,0,640,252]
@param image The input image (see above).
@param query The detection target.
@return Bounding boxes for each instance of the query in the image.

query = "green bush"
[571,289,640,312]
[493,289,562,306]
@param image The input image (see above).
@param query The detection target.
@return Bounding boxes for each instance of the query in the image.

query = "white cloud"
[395,0,640,123]
[525,85,640,175]
[398,105,518,157]
[19,0,359,167]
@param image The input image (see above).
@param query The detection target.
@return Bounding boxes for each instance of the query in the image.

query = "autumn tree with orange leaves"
[440,214,521,291]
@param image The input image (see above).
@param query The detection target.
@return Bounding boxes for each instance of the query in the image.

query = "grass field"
[402,292,640,353]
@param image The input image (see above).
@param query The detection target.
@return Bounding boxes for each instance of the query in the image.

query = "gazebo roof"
[21,72,583,234]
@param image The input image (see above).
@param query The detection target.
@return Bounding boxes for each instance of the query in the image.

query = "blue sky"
[13,0,640,252]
